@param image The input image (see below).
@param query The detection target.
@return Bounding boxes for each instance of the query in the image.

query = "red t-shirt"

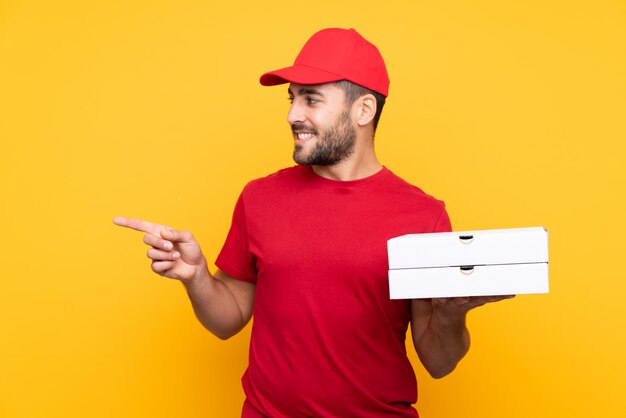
[216,166,451,417]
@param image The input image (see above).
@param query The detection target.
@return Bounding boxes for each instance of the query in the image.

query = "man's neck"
[311,154,383,181]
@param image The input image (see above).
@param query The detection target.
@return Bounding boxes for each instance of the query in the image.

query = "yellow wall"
[1,0,625,416]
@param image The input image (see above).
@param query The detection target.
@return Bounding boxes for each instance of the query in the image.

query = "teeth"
[297,133,314,140]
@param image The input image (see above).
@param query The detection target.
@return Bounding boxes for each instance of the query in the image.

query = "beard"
[292,110,356,166]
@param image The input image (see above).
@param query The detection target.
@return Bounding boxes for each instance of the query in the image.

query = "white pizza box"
[387,227,549,299]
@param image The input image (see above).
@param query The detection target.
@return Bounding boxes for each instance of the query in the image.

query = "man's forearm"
[415,312,470,379]
[182,263,246,340]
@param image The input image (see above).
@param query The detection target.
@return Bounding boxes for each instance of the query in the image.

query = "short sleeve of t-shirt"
[432,205,452,233]
[215,191,257,283]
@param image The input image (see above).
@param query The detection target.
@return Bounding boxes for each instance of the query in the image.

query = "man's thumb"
[161,228,193,243]
[161,229,176,240]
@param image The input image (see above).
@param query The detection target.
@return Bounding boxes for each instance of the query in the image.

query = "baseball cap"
[259,28,390,97]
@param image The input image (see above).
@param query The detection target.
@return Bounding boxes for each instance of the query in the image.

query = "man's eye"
[306,97,319,105]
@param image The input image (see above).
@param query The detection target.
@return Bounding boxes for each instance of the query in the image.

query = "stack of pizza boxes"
[387,227,549,299]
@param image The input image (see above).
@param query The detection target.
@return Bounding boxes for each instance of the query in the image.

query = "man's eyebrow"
[299,87,323,96]
[288,87,324,96]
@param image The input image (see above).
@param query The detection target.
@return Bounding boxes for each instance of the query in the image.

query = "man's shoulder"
[255,165,306,181]
[242,166,308,194]
[383,167,444,206]
[383,168,426,192]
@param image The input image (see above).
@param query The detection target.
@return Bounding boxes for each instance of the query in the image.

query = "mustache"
[291,123,317,133]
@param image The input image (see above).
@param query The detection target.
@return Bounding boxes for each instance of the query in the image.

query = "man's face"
[287,83,356,166]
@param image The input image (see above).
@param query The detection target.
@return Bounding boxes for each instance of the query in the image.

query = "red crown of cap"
[260,28,389,97]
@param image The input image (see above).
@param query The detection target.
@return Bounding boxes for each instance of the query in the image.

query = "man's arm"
[113,216,255,340]
[184,267,255,340]
[410,295,514,378]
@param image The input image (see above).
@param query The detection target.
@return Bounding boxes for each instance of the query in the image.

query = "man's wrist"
[183,258,213,291]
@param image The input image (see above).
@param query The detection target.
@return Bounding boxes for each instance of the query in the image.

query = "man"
[114,28,512,417]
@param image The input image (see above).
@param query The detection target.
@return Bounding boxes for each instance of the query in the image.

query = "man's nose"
[287,102,305,126]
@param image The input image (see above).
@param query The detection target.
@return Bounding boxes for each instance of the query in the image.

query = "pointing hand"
[113,216,206,282]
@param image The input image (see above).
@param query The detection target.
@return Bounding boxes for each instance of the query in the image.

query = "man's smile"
[294,132,315,142]
[292,124,317,144]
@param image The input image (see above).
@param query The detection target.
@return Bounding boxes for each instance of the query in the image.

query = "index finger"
[113,216,168,236]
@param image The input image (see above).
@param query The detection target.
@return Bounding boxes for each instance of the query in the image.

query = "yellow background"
[1,0,625,416]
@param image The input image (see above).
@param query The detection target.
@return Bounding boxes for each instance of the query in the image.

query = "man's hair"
[332,80,386,132]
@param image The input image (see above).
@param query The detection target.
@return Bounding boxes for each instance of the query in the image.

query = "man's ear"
[355,94,377,127]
